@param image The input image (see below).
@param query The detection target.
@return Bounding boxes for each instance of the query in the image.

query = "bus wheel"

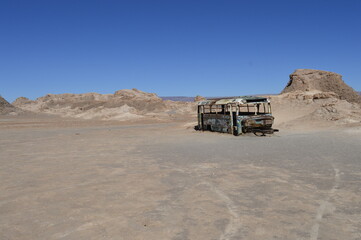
[242,127,247,134]
[233,127,239,136]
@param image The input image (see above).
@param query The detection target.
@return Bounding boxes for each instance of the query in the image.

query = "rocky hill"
[272,69,361,129]
[13,89,195,121]
[282,69,361,104]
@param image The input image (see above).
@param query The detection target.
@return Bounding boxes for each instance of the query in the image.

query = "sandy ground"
[1,116,361,240]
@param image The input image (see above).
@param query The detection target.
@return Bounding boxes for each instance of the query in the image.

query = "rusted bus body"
[197,96,277,136]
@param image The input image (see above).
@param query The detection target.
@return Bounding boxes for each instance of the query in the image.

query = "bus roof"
[197,96,270,106]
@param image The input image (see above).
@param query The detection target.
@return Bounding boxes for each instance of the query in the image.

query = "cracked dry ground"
[1,118,361,240]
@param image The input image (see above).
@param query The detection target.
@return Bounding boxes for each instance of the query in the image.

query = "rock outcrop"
[0,95,17,115]
[282,69,361,104]
[273,69,361,129]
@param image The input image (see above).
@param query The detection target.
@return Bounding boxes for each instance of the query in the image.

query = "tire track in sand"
[310,165,340,240]
[202,182,242,240]
[171,166,242,239]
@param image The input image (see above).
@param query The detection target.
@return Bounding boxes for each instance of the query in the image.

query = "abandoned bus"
[197,96,278,136]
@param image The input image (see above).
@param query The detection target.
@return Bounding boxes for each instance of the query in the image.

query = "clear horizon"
[1,0,361,102]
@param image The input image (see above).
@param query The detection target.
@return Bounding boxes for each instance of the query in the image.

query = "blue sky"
[1,0,361,102]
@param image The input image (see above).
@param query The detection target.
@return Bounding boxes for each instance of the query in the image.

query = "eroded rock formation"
[282,69,361,104]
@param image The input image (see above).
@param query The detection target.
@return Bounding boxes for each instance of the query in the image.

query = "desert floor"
[1,116,361,240]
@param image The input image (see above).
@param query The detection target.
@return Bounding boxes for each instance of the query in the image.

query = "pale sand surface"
[1,116,361,240]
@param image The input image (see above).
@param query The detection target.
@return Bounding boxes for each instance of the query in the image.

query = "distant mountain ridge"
[161,96,195,102]
[162,91,361,102]
[161,94,275,102]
